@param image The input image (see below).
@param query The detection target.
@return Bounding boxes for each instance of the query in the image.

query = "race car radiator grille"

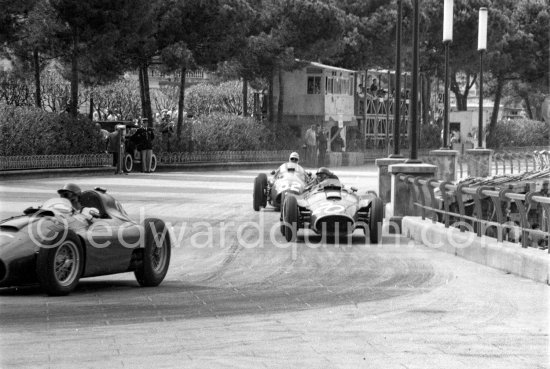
[315,215,354,234]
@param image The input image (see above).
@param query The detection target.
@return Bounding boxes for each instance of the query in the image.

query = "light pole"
[477,7,487,148]
[407,0,420,162]
[390,0,403,158]
[442,0,453,149]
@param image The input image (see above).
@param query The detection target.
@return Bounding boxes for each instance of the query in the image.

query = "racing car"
[253,162,310,211]
[0,188,171,295]
[280,178,384,243]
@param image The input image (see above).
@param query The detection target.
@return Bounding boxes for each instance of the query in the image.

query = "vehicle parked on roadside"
[0,188,171,295]
[280,177,383,243]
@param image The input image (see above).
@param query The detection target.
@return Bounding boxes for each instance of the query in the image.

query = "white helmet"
[289,152,300,162]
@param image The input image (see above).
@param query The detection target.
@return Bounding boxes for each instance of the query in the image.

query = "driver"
[276,152,305,174]
[58,183,83,211]
[306,167,339,189]
[58,183,99,221]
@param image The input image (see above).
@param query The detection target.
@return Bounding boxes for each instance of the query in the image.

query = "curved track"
[0,167,547,368]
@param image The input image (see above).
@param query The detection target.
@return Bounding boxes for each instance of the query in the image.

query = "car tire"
[253,173,267,211]
[135,218,171,287]
[124,153,133,172]
[368,197,384,244]
[150,154,157,172]
[279,192,286,236]
[36,230,84,296]
[282,195,299,242]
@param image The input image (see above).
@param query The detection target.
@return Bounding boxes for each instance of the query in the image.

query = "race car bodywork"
[0,188,171,295]
[253,163,310,211]
[280,178,384,243]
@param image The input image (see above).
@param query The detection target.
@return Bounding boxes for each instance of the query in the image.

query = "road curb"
[402,216,549,284]
[0,162,283,179]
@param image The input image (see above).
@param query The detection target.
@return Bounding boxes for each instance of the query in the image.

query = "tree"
[49,0,129,116]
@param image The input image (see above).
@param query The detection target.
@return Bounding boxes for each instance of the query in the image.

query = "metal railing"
[397,173,550,252]
[0,154,112,171]
[156,150,297,164]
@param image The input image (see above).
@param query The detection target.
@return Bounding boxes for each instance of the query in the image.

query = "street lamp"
[407,0,420,162]
[477,7,488,148]
[442,0,453,149]
[390,0,403,158]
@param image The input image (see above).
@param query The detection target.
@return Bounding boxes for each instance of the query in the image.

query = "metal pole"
[390,0,403,158]
[478,50,484,148]
[443,40,450,149]
[407,0,420,162]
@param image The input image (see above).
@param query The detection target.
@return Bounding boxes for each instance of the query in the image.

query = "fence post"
[465,148,493,178]
[429,149,459,181]
[388,163,437,231]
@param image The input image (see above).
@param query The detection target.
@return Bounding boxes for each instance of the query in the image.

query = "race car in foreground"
[253,162,310,211]
[0,188,171,295]
[280,178,384,243]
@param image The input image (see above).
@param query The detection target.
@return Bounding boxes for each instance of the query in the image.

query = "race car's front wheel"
[135,218,171,287]
[36,230,84,296]
[368,197,384,244]
[123,153,133,172]
[253,173,267,211]
[282,195,299,242]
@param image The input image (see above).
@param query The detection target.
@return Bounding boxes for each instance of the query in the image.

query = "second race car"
[253,162,311,211]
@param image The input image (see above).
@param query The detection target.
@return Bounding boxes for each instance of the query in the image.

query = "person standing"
[317,128,327,167]
[304,124,317,166]
[106,129,121,169]
[141,126,155,173]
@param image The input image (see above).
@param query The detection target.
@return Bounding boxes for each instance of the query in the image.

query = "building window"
[325,75,353,96]
[307,76,321,94]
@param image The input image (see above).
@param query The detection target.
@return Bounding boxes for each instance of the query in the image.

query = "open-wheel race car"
[253,162,311,211]
[0,188,171,295]
[280,178,384,243]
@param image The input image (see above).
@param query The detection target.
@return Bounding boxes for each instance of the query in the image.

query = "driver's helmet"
[57,183,82,200]
[289,152,300,163]
[316,167,332,182]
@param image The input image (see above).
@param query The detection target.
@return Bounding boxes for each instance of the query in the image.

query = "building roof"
[307,61,356,73]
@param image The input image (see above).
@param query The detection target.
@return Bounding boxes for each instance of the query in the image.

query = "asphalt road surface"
[0,166,548,369]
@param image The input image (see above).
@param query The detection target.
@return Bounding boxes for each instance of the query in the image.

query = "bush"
[0,104,104,155]
[152,113,302,152]
[488,118,550,149]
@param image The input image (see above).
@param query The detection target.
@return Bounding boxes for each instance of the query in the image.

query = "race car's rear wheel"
[123,153,133,172]
[282,195,299,242]
[36,230,84,296]
[253,173,268,211]
[368,197,384,244]
[135,218,171,287]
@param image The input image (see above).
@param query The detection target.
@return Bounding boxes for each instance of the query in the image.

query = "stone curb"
[402,216,549,284]
[0,161,284,179]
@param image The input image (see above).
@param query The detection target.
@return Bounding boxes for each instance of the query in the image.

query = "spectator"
[95,123,109,142]
[304,124,317,166]
[331,131,344,152]
[134,126,155,173]
[370,79,378,94]
[317,128,327,167]
[106,129,121,171]
[107,110,117,121]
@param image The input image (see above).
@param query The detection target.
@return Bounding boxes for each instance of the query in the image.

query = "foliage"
[0,72,34,106]
[0,104,104,155]
[153,112,302,153]
[185,81,254,117]
[89,79,142,121]
[487,118,549,149]
[419,123,442,149]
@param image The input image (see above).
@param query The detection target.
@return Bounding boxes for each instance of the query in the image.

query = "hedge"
[0,104,104,156]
